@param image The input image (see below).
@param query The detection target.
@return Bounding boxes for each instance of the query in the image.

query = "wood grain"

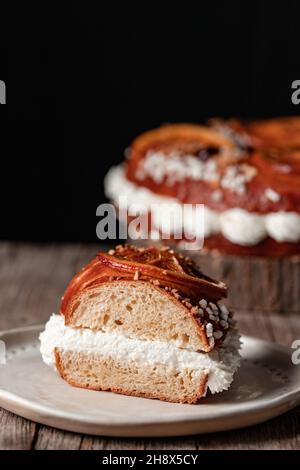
[0,408,36,450]
[196,251,300,314]
[0,242,299,450]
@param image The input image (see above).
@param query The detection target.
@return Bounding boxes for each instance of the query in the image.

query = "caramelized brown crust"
[128,123,240,169]
[246,116,300,151]
[125,121,300,214]
[61,244,227,319]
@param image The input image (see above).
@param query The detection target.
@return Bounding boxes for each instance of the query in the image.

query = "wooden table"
[0,242,299,450]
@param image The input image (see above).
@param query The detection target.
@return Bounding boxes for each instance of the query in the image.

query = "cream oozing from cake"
[40,314,241,394]
[104,165,300,245]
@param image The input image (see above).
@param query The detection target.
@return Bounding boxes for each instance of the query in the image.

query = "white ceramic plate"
[0,325,299,437]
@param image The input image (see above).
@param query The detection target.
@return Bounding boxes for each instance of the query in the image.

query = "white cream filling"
[104,165,300,245]
[40,314,241,395]
[219,209,268,246]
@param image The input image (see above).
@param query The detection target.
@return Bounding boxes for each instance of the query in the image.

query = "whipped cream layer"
[104,165,300,245]
[40,314,241,395]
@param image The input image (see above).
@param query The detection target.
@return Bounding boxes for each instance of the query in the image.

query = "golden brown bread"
[54,348,208,404]
[61,245,231,352]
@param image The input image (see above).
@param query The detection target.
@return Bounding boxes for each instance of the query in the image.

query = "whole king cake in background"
[105,117,300,314]
[40,245,241,404]
[105,118,300,255]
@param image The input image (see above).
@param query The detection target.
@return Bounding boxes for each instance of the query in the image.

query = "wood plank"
[33,425,82,450]
[195,251,300,315]
[0,242,98,330]
[80,437,145,450]
[0,408,36,450]
[142,437,197,450]
[193,412,300,450]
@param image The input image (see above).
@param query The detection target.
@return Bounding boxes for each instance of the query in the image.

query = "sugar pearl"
[220,319,229,328]
[206,323,213,337]
[209,302,218,312]
[213,330,223,339]
[220,304,229,316]
[220,311,229,321]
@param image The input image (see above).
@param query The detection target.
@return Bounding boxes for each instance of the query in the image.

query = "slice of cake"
[40,245,241,403]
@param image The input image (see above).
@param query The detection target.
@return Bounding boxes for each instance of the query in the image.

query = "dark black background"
[3,1,300,242]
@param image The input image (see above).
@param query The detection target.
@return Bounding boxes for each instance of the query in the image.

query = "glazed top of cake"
[61,244,227,317]
[124,120,300,214]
